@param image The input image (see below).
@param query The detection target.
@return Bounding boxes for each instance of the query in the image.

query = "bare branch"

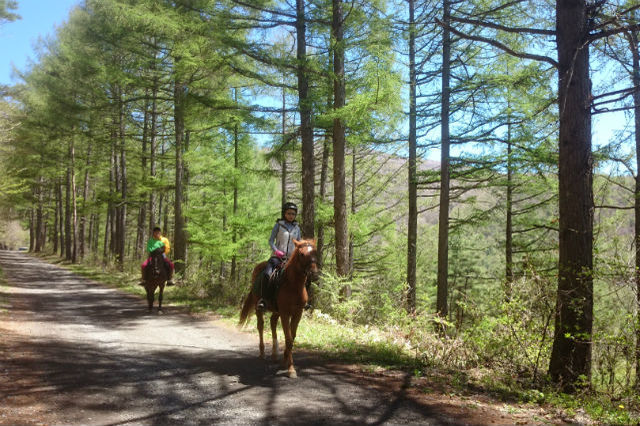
[450,16,555,36]
[589,23,640,42]
[436,18,558,68]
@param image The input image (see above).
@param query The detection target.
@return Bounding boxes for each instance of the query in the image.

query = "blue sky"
[1,0,81,85]
[0,0,630,165]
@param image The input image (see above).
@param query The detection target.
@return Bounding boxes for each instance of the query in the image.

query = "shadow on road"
[0,251,195,330]
[0,333,456,425]
[0,251,480,425]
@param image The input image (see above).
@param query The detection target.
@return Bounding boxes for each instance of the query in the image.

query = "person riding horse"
[257,202,311,311]
[140,227,174,286]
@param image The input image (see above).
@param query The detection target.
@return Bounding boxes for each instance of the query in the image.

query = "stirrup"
[304,302,313,311]
[166,279,175,286]
[257,299,266,311]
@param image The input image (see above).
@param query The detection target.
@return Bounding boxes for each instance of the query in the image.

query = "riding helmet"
[282,202,298,217]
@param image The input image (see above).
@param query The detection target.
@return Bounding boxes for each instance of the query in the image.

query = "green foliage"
[0,0,19,24]
[1,1,640,420]
[463,271,555,379]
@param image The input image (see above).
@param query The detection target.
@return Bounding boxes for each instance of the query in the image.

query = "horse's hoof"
[158,309,163,315]
[288,369,297,379]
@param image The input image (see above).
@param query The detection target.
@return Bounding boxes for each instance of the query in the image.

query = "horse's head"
[149,249,164,278]
[291,239,319,281]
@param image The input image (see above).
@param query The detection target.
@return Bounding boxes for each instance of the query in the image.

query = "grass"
[30,254,640,424]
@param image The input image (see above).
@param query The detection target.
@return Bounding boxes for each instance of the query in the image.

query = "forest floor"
[0,250,592,425]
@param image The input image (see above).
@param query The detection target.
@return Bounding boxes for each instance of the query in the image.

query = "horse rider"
[140,226,175,286]
[257,201,303,310]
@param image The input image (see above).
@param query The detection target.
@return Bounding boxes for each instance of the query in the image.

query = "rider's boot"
[166,265,174,286]
[256,272,268,311]
[139,266,146,286]
[304,283,313,310]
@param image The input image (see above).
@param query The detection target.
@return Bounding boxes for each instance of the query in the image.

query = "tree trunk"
[136,93,150,260]
[281,82,288,207]
[317,70,333,269]
[332,0,349,279]
[348,147,356,278]
[317,136,330,269]
[53,183,59,254]
[110,126,118,259]
[406,0,417,314]
[231,88,239,284]
[69,135,78,263]
[117,93,127,270]
[65,161,72,262]
[104,130,116,264]
[436,0,451,320]
[148,81,158,234]
[34,183,43,253]
[88,212,94,255]
[629,26,640,390]
[58,181,64,256]
[549,0,593,392]
[28,208,34,252]
[173,78,188,276]
[505,120,514,298]
[297,0,315,239]
[79,141,92,260]
[91,213,100,255]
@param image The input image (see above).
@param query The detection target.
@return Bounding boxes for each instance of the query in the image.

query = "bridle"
[150,250,163,278]
[295,242,318,279]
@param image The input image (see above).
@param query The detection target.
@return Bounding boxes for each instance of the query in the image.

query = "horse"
[239,239,319,378]
[143,248,168,314]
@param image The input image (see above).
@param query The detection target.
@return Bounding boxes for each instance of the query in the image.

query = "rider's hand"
[275,250,285,258]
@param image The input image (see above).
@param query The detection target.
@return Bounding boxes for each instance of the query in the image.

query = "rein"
[284,243,316,278]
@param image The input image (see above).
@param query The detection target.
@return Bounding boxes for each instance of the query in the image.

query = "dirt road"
[0,251,555,425]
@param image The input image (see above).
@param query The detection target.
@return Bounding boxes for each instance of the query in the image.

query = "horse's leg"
[280,313,296,378]
[287,309,303,377]
[270,313,279,361]
[257,309,265,359]
[290,309,303,342]
[157,283,164,314]
[146,286,154,313]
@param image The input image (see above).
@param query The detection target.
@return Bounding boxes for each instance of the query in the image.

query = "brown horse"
[144,249,167,314]
[239,239,319,378]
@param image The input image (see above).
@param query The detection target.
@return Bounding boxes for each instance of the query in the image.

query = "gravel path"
[0,250,550,425]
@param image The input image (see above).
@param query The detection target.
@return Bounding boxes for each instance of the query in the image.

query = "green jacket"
[147,237,166,254]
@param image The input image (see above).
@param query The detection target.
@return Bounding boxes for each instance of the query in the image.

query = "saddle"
[253,264,285,310]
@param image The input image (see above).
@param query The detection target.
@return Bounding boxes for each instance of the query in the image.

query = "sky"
[0,0,631,167]
[1,0,81,85]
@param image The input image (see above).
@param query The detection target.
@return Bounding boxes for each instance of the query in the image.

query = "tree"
[0,0,19,25]
[632,20,640,392]
[439,0,640,391]
[332,0,349,278]
[436,0,452,321]
[296,0,315,239]
[548,0,593,392]
[405,0,419,314]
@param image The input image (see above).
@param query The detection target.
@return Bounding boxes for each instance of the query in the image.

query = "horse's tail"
[238,290,254,328]
[238,261,267,328]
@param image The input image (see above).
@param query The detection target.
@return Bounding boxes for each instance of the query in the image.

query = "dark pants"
[259,256,283,301]
[264,256,283,279]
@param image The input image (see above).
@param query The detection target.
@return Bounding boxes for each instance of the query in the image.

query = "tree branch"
[450,16,555,36]
[436,18,558,68]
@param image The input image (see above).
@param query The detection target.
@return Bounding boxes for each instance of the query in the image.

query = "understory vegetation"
[1,0,640,423]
